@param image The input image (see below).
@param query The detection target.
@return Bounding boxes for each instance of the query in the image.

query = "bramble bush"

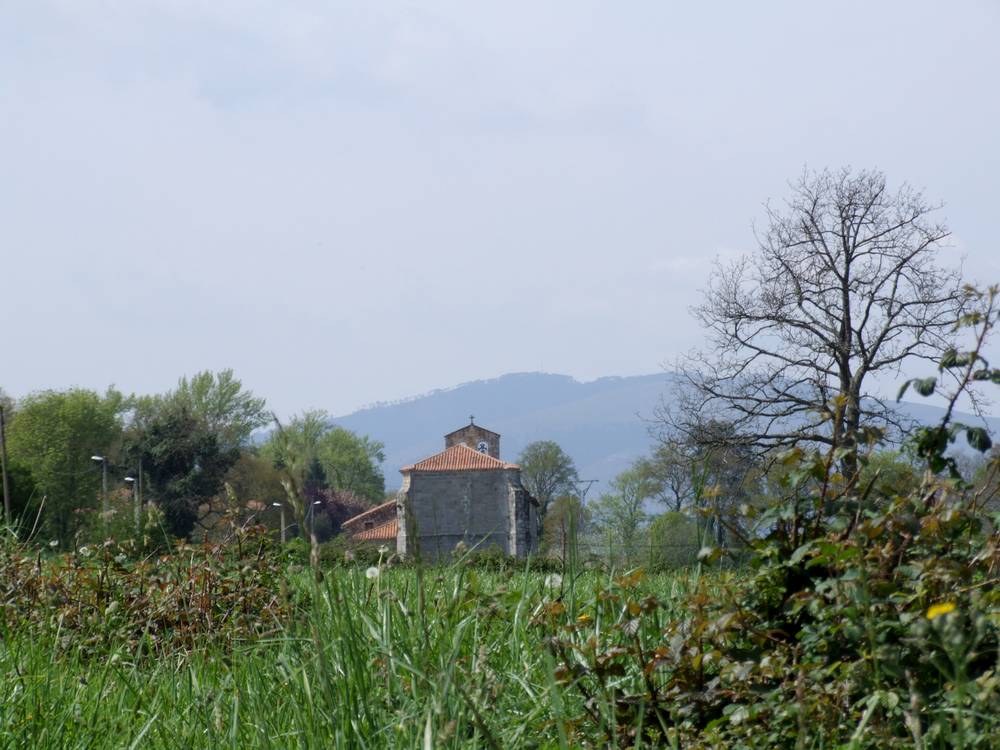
[0,521,293,657]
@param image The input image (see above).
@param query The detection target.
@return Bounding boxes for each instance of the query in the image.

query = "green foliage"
[170,369,268,449]
[126,401,240,539]
[589,467,651,558]
[632,439,696,512]
[263,410,385,502]
[859,449,920,498]
[320,426,386,502]
[517,440,578,516]
[129,369,268,451]
[1,459,37,529]
[5,388,122,544]
[646,511,700,570]
[541,494,588,559]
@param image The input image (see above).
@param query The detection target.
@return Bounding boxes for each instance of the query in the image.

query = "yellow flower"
[926,602,956,620]
[577,614,592,624]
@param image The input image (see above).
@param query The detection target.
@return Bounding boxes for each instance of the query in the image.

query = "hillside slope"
[332,372,1000,491]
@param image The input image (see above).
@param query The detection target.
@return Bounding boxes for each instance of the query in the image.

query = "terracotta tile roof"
[352,517,398,541]
[400,444,519,473]
[342,499,396,531]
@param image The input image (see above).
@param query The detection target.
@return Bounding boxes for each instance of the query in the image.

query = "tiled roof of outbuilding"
[352,518,398,541]
[342,499,396,531]
[400,444,519,473]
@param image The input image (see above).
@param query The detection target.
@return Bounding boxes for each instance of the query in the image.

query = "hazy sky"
[3,1,999,418]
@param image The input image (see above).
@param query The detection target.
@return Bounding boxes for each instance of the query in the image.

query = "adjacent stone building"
[344,420,539,559]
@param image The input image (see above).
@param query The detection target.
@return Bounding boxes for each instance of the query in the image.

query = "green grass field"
[1,556,721,749]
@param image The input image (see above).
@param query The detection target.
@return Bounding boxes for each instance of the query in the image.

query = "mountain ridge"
[330,372,1000,492]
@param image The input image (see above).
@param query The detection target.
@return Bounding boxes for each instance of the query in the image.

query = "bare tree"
[661,168,964,475]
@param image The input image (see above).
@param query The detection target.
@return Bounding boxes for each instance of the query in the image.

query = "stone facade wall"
[507,482,539,557]
[398,468,537,560]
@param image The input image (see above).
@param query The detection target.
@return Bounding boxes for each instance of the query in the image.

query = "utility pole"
[127,460,144,543]
[0,405,11,522]
[574,479,599,504]
[137,457,142,529]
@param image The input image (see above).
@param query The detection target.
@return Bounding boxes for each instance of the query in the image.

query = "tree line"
[0,370,386,548]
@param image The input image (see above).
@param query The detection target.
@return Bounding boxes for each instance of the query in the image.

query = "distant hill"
[332,372,1000,492]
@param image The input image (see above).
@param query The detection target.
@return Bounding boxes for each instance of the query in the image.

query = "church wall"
[400,469,522,560]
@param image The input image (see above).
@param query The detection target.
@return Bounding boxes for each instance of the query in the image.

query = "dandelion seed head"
[365,566,380,580]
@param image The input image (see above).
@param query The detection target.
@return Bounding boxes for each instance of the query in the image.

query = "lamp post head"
[91,455,105,463]
[124,476,135,483]
[272,502,282,508]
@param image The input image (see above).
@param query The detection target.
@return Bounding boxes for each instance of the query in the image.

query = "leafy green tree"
[541,494,588,560]
[859,449,920,498]
[319,427,386,502]
[517,441,578,519]
[647,511,700,569]
[262,410,385,503]
[589,467,652,561]
[129,370,267,451]
[6,389,122,544]
[632,439,696,512]
[215,450,287,533]
[126,401,240,539]
[685,419,760,547]
[170,369,268,449]
[0,387,15,523]
[2,460,37,531]
[0,387,14,419]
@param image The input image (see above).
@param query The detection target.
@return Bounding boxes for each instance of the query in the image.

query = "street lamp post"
[309,500,321,538]
[272,502,286,544]
[91,455,108,519]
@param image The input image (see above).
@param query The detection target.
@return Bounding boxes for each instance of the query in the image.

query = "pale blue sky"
[2,1,998,417]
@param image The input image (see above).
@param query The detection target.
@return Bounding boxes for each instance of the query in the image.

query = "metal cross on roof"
[469,414,475,425]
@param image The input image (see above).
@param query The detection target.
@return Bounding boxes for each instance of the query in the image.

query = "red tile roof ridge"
[400,443,520,473]
[342,498,396,528]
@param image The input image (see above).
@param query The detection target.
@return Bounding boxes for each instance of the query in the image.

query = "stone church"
[342,420,539,559]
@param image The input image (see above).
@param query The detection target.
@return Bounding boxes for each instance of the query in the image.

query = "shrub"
[0,523,293,657]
